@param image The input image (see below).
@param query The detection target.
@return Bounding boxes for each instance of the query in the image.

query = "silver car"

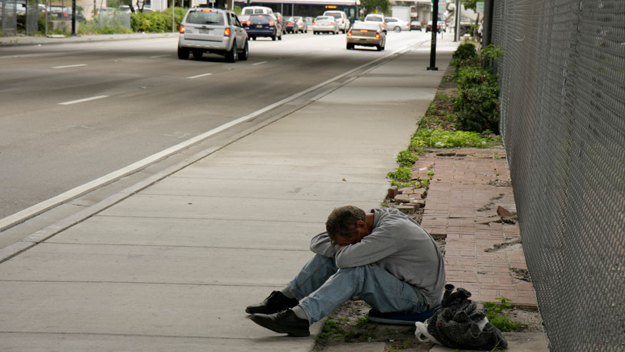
[346,21,386,51]
[313,16,339,35]
[178,8,249,63]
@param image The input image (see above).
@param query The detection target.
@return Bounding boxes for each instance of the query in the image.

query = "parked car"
[384,17,410,32]
[346,21,385,51]
[410,20,422,31]
[241,6,272,15]
[177,8,249,63]
[313,15,339,35]
[364,14,386,33]
[246,13,283,41]
[322,10,349,33]
[292,16,307,33]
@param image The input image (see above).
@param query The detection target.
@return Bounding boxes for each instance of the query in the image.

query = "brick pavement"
[417,148,538,308]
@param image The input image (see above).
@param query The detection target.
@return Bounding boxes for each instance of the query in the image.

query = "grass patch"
[484,297,522,332]
[411,128,501,149]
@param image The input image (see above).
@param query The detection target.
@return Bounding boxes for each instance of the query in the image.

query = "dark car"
[246,13,283,41]
[285,17,297,34]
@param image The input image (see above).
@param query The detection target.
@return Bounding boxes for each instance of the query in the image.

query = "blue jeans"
[287,254,429,324]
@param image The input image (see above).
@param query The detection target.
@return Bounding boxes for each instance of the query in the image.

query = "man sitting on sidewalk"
[246,205,446,337]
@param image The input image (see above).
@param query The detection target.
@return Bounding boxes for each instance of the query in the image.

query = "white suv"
[322,10,350,33]
[178,8,249,63]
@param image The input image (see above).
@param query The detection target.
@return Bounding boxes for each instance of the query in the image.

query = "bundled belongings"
[415,284,508,351]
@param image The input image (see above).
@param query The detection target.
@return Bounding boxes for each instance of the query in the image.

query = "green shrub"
[451,42,478,68]
[454,65,500,133]
[131,7,186,33]
[481,44,504,62]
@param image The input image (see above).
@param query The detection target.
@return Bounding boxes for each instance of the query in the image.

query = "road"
[0,30,433,247]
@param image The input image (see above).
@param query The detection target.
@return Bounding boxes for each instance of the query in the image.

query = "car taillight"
[224,28,231,36]
[287,22,293,25]
[242,20,250,26]
[342,18,344,23]
[179,25,185,33]
[269,20,275,26]
[375,33,380,38]
[347,31,352,36]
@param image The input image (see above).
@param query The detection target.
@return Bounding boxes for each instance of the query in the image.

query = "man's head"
[325,205,369,246]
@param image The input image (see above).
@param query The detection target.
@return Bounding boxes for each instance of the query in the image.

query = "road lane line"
[187,73,213,79]
[58,95,109,105]
[53,64,87,69]
[252,61,267,66]
[150,55,169,59]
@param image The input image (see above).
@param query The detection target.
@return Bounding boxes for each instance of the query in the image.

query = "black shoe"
[250,309,310,337]
[245,291,299,315]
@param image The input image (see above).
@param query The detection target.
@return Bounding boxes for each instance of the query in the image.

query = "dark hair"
[325,205,366,242]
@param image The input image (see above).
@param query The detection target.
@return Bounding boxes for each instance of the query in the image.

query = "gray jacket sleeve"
[309,232,339,257]
[334,232,397,268]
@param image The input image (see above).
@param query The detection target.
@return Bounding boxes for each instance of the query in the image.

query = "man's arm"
[334,232,396,268]
[309,232,339,257]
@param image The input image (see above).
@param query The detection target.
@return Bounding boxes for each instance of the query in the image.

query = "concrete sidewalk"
[0,35,548,352]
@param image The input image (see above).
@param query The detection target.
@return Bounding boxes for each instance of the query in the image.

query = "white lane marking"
[150,55,169,59]
[187,72,213,79]
[58,95,109,105]
[252,61,267,66]
[52,64,87,69]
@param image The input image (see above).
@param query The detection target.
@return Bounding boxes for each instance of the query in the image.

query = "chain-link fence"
[492,0,625,351]
[0,0,130,36]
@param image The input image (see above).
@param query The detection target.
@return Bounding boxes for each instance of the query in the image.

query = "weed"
[411,128,500,149]
[484,297,521,332]
[387,167,412,182]
[396,150,418,167]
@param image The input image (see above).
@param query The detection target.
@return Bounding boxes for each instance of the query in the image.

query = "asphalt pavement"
[0,33,548,352]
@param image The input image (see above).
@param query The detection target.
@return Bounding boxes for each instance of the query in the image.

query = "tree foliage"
[360,0,390,16]
[461,0,477,11]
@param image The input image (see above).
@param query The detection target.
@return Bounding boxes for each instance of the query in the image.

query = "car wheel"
[192,50,203,59]
[238,40,249,61]
[272,35,276,41]
[226,41,237,63]
[346,43,353,50]
[177,47,189,60]
[376,44,382,51]
[252,36,256,41]
[394,26,401,33]
[279,33,282,40]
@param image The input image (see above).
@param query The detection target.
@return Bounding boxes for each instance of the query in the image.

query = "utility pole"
[454,0,460,42]
[427,0,439,71]
[72,0,77,35]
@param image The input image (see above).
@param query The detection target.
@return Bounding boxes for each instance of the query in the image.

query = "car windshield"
[352,22,379,31]
[316,16,331,21]
[366,16,383,22]
[326,12,341,19]
[186,10,224,25]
